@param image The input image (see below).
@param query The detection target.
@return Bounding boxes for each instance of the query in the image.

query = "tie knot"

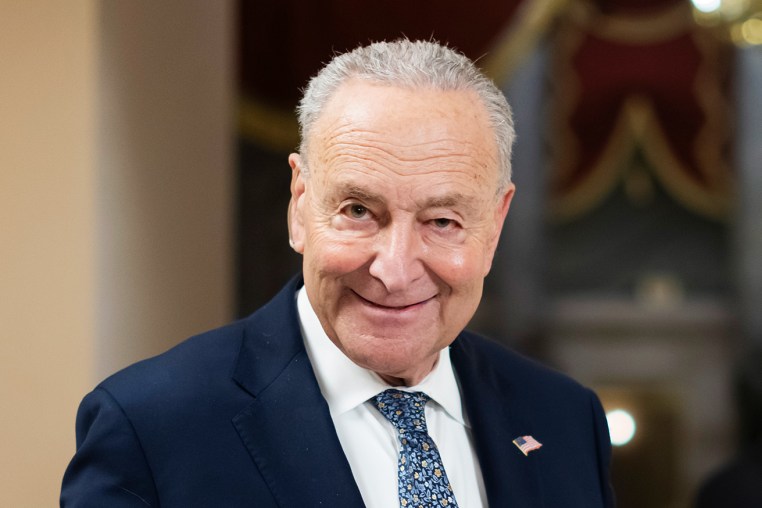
[373,389,430,433]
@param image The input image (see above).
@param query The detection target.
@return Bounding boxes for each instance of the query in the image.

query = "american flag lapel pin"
[513,435,542,456]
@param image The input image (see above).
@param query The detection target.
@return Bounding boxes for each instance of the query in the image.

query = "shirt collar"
[297,286,467,426]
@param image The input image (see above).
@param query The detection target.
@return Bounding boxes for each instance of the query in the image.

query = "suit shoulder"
[92,278,302,415]
[97,318,248,406]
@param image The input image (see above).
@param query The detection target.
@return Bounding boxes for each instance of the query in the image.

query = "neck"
[376,354,439,387]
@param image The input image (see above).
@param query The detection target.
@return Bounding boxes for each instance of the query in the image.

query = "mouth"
[351,290,435,312]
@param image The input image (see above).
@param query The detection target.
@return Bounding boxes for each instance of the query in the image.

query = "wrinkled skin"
[289,80,514,386]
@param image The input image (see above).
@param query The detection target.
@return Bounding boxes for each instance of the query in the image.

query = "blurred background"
[1,0,760,506]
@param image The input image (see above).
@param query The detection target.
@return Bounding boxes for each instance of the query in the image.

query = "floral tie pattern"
[373,389,460,508]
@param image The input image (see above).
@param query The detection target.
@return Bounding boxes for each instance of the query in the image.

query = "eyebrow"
[424,194,481,217]
[335,184,385,206]
[334,182,480,215]
[423,194,468,209]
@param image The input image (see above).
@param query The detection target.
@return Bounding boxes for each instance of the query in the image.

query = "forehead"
[307,80,499,188]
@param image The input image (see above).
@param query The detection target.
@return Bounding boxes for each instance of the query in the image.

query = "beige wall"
[0,1,234,505]
[0,3,97,505]
[95,0,234,379]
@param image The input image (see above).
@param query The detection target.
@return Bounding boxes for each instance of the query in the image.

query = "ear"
[287,153,307,254]
[482,183,515,275]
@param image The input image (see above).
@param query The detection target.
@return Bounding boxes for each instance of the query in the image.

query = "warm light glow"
[607,409,637,446]
[741,17,762,44]
[692,0,722,13]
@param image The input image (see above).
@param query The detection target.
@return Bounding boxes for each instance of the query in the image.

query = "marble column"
[735,45,762,345]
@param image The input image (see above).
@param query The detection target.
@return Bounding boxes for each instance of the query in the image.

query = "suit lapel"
[451,335,544,508]
[231,278,365,507]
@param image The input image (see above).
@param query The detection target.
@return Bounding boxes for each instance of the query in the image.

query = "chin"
[343,333,441,383]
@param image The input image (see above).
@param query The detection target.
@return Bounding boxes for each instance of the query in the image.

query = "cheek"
[305,228,373,277]
[426,245,487,287]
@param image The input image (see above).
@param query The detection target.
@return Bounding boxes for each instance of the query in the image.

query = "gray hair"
[296,39,515,191]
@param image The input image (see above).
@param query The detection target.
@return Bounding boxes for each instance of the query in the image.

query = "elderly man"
[62,40,614,507]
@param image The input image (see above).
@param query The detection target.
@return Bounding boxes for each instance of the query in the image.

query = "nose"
[368,221,425,293]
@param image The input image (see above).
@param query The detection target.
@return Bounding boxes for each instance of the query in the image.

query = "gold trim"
[238,95,299,152]
[241,0,569,147]
[691,28,735,191]
[551,95,732,221]
[482,0,571,83]
[550,97,644,221]
[549,3,733,222]
[638,101,732,219]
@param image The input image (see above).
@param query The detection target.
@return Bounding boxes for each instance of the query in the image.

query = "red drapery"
[237,0,536,150]
[549,0,734,221]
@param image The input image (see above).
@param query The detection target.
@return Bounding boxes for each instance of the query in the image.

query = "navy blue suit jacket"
[61,277,614,507]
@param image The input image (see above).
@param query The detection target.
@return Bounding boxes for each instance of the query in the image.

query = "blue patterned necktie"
[373,389,460,508]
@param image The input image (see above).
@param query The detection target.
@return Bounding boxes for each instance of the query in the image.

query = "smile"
[352,290,435,312]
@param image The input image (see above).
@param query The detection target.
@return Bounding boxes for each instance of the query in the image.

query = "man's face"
[288,80,514,385]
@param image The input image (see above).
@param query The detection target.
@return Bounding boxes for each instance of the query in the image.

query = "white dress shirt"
[297,287,487,508]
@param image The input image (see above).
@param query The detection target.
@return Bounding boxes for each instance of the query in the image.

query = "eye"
[432,218,454,229]
[346,204,369,219]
